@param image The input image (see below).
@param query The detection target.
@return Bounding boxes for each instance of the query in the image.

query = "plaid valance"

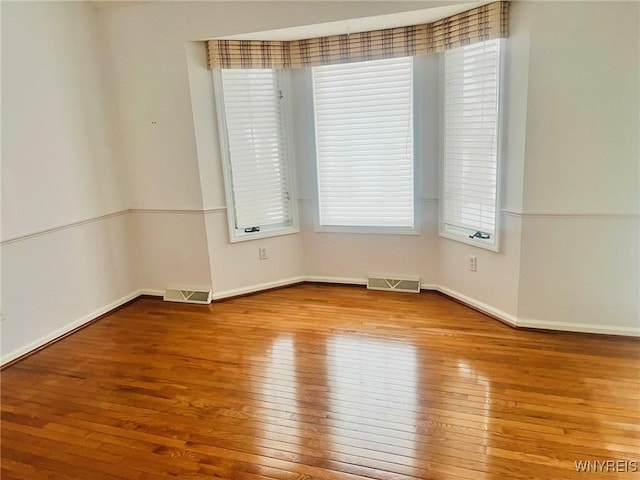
[207,1,509,69]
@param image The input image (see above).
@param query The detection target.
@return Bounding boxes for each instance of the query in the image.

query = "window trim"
[438,39,506,252]
[310,57,421,235]
[213,69,300,243]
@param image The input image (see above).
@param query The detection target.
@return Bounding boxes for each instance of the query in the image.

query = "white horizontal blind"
[443,39,502,240]
[219,69,291,231]
[313,57,414,228]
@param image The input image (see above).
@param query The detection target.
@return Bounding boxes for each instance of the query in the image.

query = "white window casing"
[214,69,298,242]
[312,57,416,233]
[441,39,503,250]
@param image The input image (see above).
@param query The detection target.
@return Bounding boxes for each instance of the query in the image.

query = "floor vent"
[367,276,421,294]
[163,286,212,305]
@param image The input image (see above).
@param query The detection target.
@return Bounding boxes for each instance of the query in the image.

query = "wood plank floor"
[1,284,639,480]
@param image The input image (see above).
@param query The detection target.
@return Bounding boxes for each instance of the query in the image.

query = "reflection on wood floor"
[2,284,639,479]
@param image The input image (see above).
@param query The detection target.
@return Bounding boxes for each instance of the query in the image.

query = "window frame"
[438,39,506,252]
[310,57,421,236]
[213,68,299,243]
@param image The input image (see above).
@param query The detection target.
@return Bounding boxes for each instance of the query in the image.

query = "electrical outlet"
[259,246,268,260]
[469,255,477,272]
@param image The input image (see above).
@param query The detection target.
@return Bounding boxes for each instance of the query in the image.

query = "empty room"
[1,0,639,478]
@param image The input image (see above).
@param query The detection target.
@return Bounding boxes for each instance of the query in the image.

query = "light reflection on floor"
[259,335,301,457]
[326,335,418,470]
[457,359,491,480]
[256,334,493,474]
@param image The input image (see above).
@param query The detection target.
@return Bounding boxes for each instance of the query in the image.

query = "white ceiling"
[220,2,482,41]
[93,1,490,41]
[93,0,156,10]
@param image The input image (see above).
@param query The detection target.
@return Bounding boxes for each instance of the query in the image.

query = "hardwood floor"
[1,284,639,479]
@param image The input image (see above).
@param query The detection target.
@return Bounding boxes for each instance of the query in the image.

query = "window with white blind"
[214,69,298,242]
[312,57,416,232]
[442,39,503,249]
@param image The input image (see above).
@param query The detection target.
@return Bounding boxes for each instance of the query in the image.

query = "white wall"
[101,0,443,213]
[521,2,639,217]
[129,210,213,293]
[516,1,640,334]
[1,215,133,361]
[2,2,128,238]
[101,1,441,297]
[1,1,135,362]
[100,0,638,334]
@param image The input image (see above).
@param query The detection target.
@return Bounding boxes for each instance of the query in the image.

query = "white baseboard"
[304,276,367,286]
[517,318,640,337]
[139,289,164,297]
[212,276,306,301]
[1,290,142,365]
[432,285,518,327]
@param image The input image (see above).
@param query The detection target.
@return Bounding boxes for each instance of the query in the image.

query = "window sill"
[229,226,300,243]
[314,225,421,236]
[439,229,500,252]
